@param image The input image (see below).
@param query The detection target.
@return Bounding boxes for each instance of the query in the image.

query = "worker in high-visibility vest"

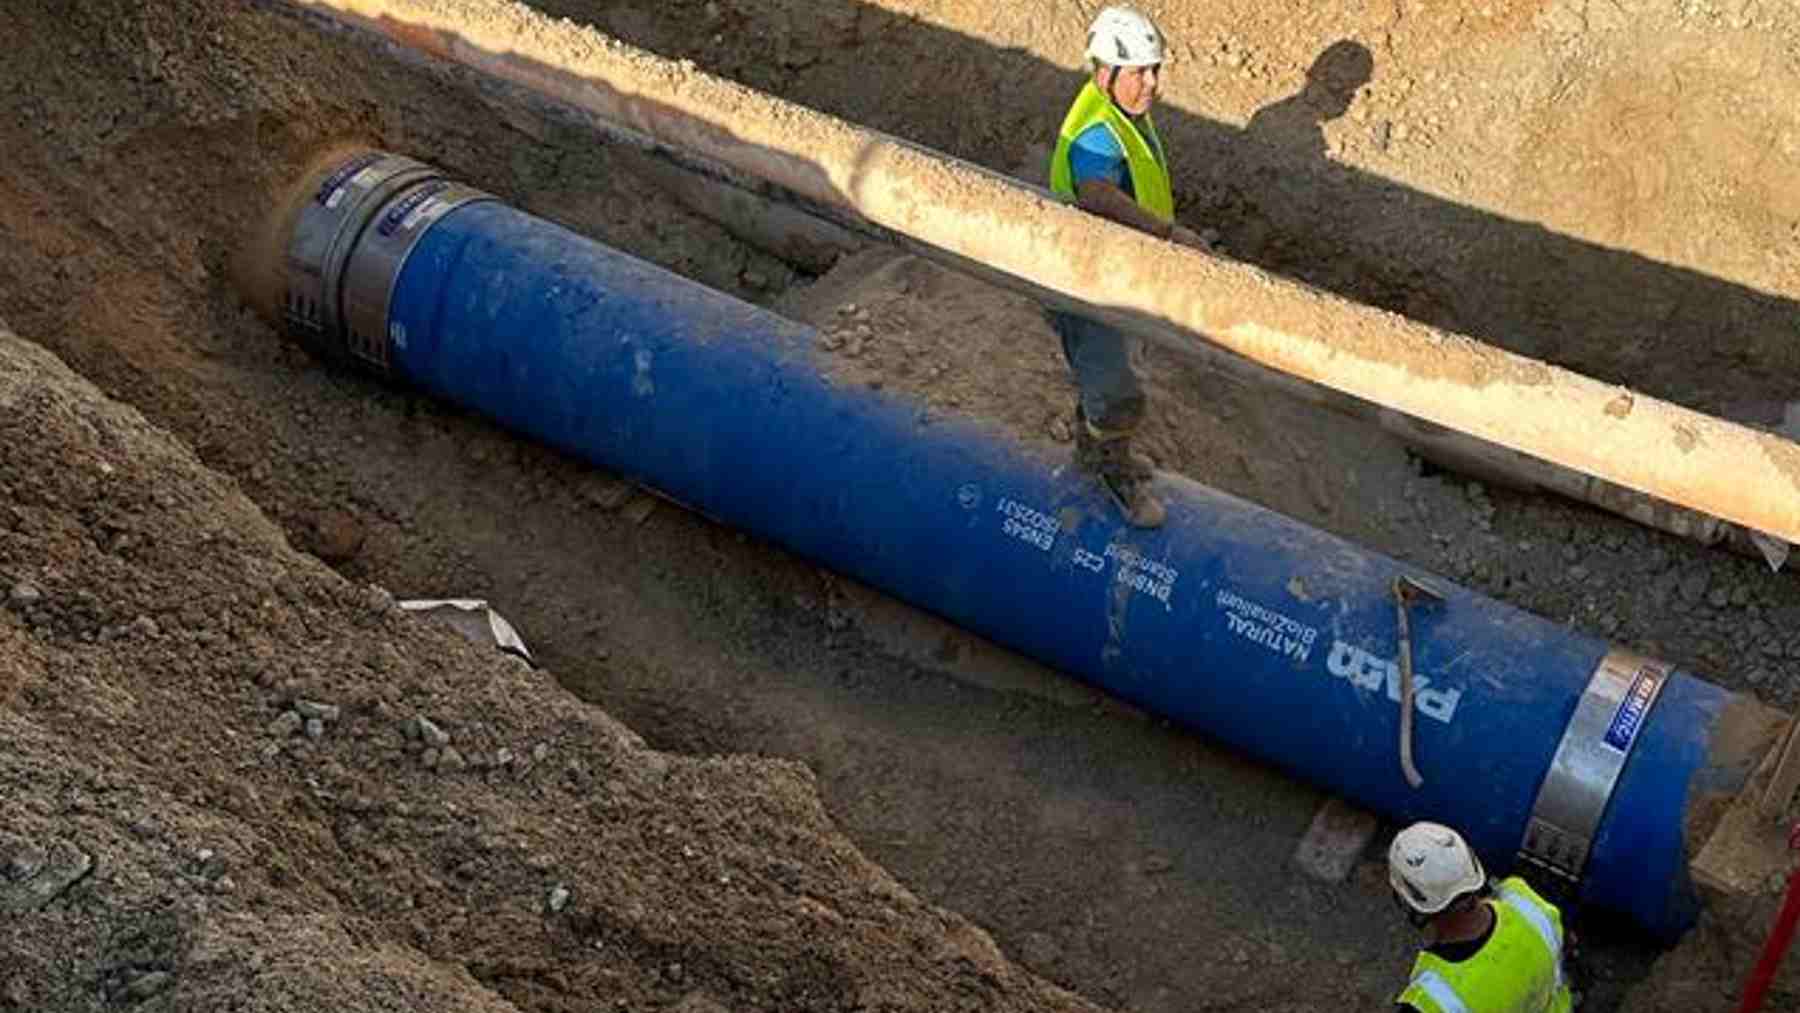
[1046,5,1211,529]
[1389,821,1576,1013]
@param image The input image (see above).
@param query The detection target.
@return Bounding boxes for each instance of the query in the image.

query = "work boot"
[1097,437,1165,529]
[1072,406,1105,474]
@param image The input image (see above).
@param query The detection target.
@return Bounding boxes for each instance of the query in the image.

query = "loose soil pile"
[0,325,1102,1013]
[1,1,1797,1011]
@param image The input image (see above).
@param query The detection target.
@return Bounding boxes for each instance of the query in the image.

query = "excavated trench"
[3,1,1798,1010]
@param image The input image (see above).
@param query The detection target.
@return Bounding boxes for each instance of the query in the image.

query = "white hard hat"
[1388,822,1487,915]
[1086,6,1166,68]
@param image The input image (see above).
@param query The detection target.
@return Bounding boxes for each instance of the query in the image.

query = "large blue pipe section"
[267,152,1772,941]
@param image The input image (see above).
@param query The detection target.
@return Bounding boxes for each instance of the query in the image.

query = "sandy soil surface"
[0,0,1796,1011]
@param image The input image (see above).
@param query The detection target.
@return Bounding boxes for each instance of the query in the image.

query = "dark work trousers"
[1047,309,1147,434]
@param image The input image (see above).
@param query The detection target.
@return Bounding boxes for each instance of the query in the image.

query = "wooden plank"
[1294,798,1379,884]
[1759,719,1800,820]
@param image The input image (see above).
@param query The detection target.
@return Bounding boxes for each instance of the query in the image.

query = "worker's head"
[1302,40,1375,120]
[1388,822,1487,928]
[1086,6,1167,117]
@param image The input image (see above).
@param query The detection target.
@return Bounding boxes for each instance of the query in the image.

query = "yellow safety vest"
[1048,81,1175,224]
[1397,877,1575,1013]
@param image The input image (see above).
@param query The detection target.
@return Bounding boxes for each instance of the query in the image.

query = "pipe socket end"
[242,146,485,373]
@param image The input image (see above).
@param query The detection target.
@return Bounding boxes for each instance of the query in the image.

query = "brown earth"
[1,0,1798,1011]
[0,327,1101,1013]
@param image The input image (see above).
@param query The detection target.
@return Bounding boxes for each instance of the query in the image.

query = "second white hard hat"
[1086,6,1167,68]
[1388,821,1488,915]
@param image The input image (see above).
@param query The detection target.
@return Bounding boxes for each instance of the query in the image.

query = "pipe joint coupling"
[275,149,490,372]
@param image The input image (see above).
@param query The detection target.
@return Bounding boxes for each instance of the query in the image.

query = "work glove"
[1169,224,1214,252]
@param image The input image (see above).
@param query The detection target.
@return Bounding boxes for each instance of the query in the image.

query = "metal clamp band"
[281,152,440,359]
[340,179,493,373]
[1519,649,1671,883]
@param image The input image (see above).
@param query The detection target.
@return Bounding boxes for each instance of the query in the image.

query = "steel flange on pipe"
[250,150,1785,941]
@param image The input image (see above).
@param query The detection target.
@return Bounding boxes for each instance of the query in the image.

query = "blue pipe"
[269,153,1771,941]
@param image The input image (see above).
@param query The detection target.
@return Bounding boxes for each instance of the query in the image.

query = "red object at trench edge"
[1736,821,1800,1013]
